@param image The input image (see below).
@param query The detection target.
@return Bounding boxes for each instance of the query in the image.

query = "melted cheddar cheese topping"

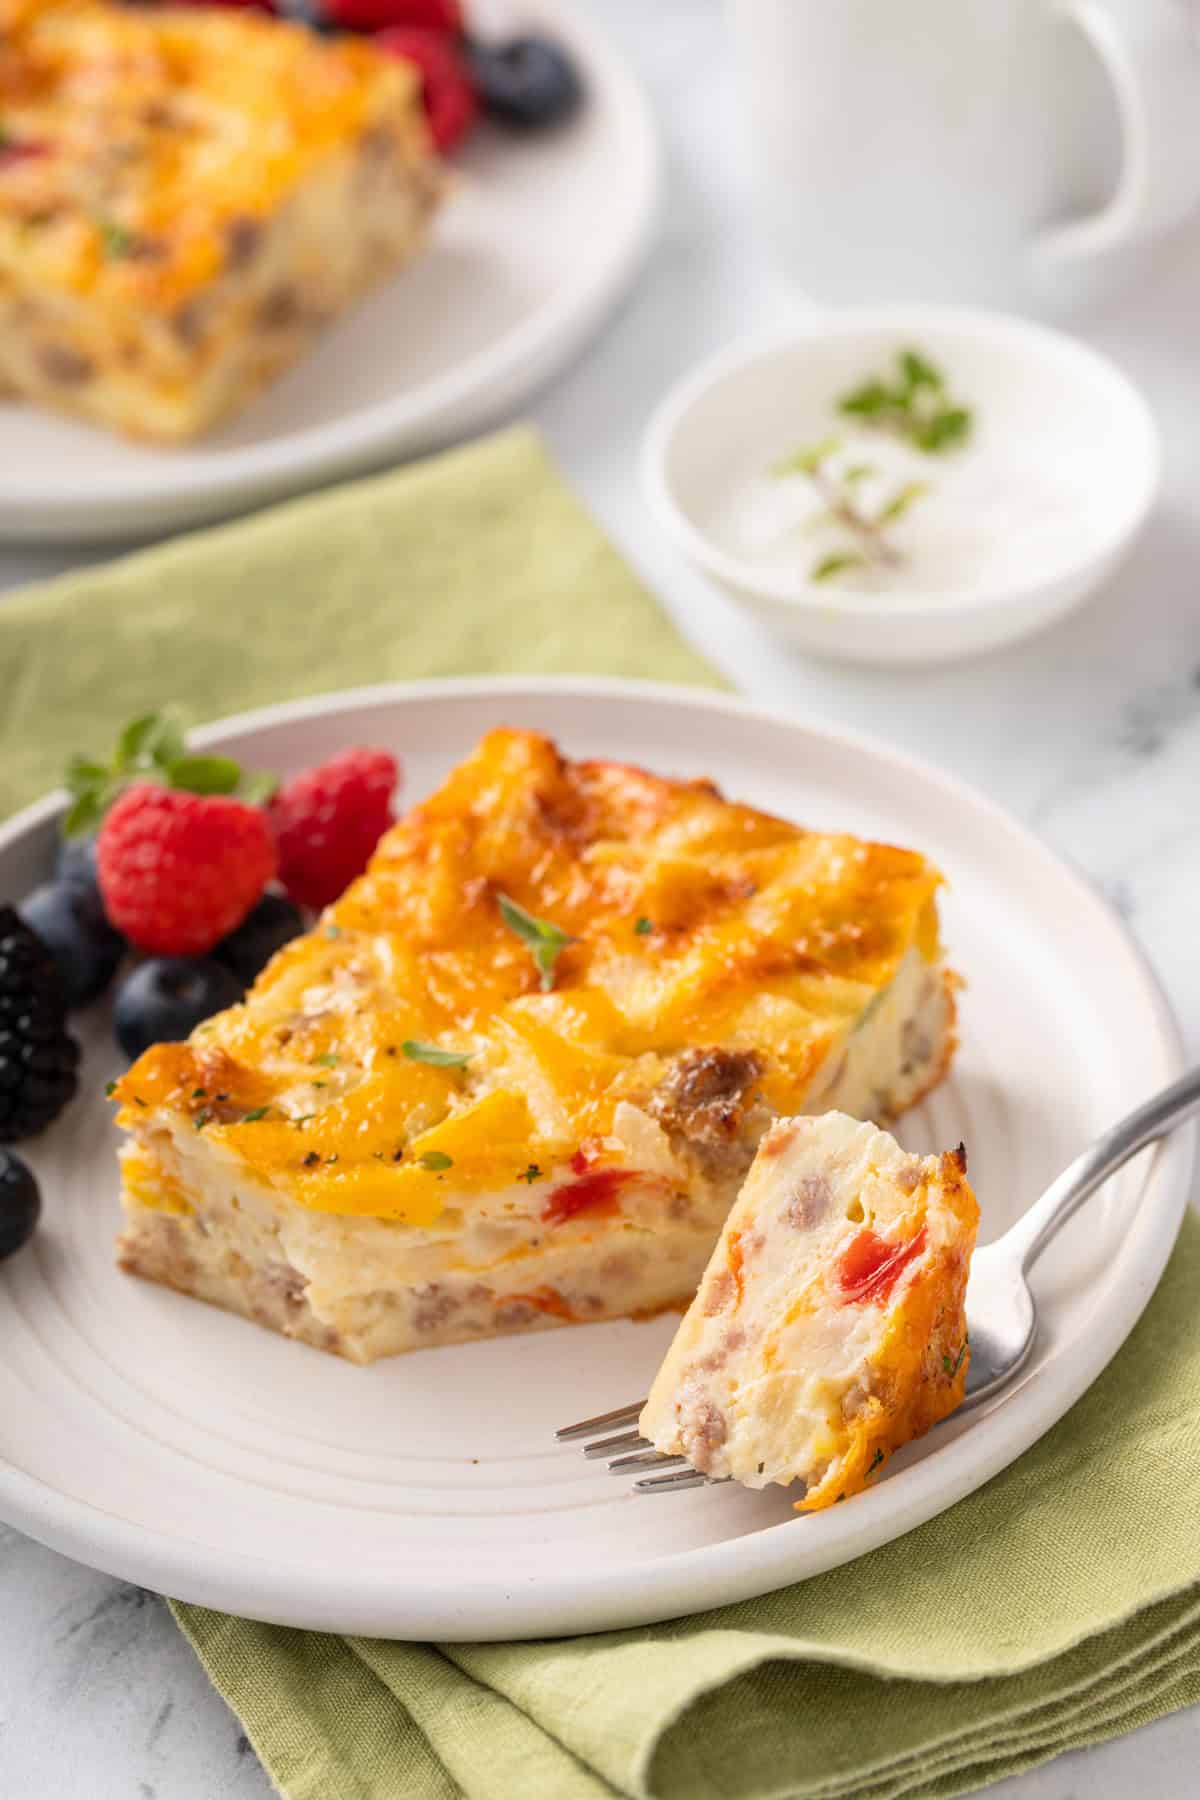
[115,729,946,1223]
[0,0,427,308]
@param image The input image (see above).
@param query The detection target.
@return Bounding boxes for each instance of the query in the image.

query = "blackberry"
[0,905,81,1142]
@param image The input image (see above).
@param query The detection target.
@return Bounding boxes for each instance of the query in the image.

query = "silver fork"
[557,1066,1200,1493]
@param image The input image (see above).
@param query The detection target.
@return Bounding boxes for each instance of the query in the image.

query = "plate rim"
[0,0,660,537]
[0,675,1191,1640]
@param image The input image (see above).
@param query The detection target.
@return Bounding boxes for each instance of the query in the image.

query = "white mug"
[729,0,1200,311]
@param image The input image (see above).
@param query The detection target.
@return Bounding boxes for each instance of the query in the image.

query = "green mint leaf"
[772,434,841,478]
[417,1151,453,1171]
[498,892,577,993]
[166,754,242,796]
[116,713,168,769]
[402,1040,472,1069]
[875,480,929,525]
[238,770,279,807]
[61,791,104,838]
[64,754,108,797]
[810,552,867,584]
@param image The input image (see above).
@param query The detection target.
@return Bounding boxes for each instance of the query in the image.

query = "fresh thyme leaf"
[811,552,867,583]
[634,916,653,936]
[837,349,972,455]
[875,480,929,525]
[417,1150,453,1171]
[498,893,577,993]
[99,219,136,258]
[402,1040,472,1069]
[312,1053,339,1068]
[838,379,893,419]
[241,1106,270,1122]
[914,406,971,454]
[772,434,842,478]
[900,348,942,392]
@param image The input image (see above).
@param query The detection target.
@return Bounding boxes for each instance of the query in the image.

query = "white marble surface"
[2,2,1200,1794]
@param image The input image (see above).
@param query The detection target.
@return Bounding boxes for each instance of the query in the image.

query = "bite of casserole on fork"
[639,1112,979,1510]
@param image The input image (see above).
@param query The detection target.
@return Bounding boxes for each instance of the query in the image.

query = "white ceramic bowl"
[641,307,1160,665]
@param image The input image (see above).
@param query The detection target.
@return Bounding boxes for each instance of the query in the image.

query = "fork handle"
[1006,1064,1200,1273]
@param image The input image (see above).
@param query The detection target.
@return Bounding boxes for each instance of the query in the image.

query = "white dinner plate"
[0,679,1191,1640]
[0,1,658,545]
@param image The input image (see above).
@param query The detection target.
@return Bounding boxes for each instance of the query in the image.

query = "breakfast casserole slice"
[640,1113,978,1509]
[113,728,959,1362]
[0,0,443,441]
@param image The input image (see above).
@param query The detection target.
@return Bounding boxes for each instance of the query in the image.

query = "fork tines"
[557,1398,725,1493]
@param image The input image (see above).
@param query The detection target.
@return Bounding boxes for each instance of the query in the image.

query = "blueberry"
[213,893,304,988]
[464,34,583,130]
[55,832,100,897]
[114,957,244,1062]
[20,879,124,1009]
[0,1149,41,1261]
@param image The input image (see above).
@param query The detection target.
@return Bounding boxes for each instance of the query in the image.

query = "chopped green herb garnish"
[874,480,929,525]
[193,1109,211,1131]
[324,925,341,941]
[867,1448,885,1475]
[312,1053,339,1068]
[191,1088,207,1099]
[811,551,867,584]
[498,892,577,992]
[293,1114,315,1126]
[402,1040,472,1069]
[772,434,843,478]
[417,1151,453,1171]
[838,348,973,455]
[518,1163,543,1184]
[634,916,653,936]
[104,1080,117,1098]
[241,1106,270,1123]
[99,219,136,259]
[302,1151,320,1167]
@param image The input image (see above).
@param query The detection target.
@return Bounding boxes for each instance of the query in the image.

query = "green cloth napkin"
[3,425,1199,1800]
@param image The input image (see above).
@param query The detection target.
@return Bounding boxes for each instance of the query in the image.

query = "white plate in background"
[0,1,658,544]
[0,679,1190,1638]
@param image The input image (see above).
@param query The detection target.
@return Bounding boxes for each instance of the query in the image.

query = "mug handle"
[1040,0,1200,259]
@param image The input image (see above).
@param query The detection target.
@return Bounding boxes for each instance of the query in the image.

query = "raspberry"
[97,785,277,956]
[375,26,479,151]
[269,748,399,909]
[323,0,463,30]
